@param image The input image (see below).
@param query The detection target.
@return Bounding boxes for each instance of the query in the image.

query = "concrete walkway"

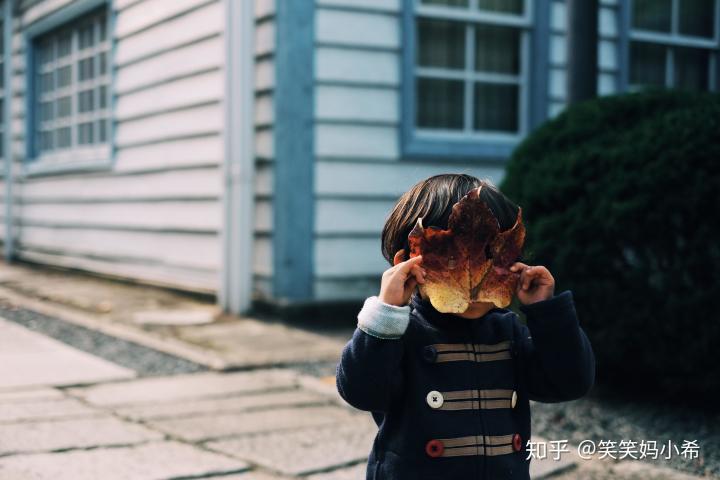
[0,311,578,479]
[0,262,711,479]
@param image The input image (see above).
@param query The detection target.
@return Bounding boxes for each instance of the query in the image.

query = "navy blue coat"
[336,289,595,480]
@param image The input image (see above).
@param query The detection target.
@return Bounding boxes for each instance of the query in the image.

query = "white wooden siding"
[548,0,621,118]
[0,180,5,249]
[6,0,226,293]
[251,0,276,300]
[310,2,511,301]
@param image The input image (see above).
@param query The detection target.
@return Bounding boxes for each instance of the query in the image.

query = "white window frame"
[628,0,720,90]
[23,0,114,176]
[412,0,533,144]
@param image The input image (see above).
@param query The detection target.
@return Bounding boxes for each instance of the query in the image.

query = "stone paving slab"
[0,416,164,455]
[306,463,367,480]
[0,388,64,403]
[149,406,359,442]
[174,321,344,367]
[0,318,135,390]
[0,397,103,423]
[551,456,706,479]
[206,420,377,476]
[114,389,332,421]
[215,472,293,480]
[0,440,249,480]
[67,369,299,406]
[528,436,576,478]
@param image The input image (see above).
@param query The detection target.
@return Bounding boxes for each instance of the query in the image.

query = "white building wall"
[251,0,274,301]
[7,0,225,292]
[548,0,622,118]
[312,0,508,301]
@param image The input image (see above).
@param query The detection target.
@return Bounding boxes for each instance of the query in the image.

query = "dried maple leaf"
[408,186,526,313]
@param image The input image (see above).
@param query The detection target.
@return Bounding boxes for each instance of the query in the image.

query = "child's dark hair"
[381,173,521,265]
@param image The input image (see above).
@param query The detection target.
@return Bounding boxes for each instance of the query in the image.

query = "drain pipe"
[220,0,255,314]
[3,0,14,262]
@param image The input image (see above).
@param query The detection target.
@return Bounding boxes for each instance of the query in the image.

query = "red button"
[425,439,444,458]
[512,433,522,452]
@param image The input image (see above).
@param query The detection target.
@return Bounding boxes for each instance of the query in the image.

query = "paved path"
[0,317,134,389]
[0,262,709,479]
[0,316,580,479]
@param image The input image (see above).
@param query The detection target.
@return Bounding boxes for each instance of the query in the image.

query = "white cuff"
[357,296,411,339]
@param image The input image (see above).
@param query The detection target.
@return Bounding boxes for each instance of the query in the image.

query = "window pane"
[474,83,518,132]
[679,0,715,37]
[477,0,523,14]
[78,23,94,49]
[630,41,666,86]
[56,127,71,148]
[475,24,520,74]
[98,15,107,41]
[78,57,95,81]
[40,131,54,151]
[632,0,672,32]
[78,122,94,144]
[417,77,464,129]
[421,0,469,6]
[40,101,54,122]
[417,18,465,69]
[57,32,72,58]
[98,52,107,75]
[98,119,108,142]
[78,89,94,113]
[57,65,72,88]
[56,96,72,118]
[98,86,108,109]
[40,72,54,93]
[674,47,709,90]
[37,40,55,66]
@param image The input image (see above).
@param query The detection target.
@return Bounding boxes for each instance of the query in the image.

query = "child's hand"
[509,262,555,305]
[379,250,426,307]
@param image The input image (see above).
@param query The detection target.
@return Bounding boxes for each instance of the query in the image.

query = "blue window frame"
[24,0,113,175]
[401,0,550,161]
[0,15,5,161]
[622,0,720,91]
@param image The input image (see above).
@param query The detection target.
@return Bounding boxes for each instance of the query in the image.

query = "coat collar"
[409,290,508,329]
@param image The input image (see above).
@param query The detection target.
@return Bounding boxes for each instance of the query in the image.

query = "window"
[29,6,111,167]
[0,18,5,159]
[629,0,719,90]
[405,0,533,157]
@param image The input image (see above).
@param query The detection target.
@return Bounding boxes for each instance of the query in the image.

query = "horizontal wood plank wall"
[9,0,226,293]
[0,180,4,252]
[253,0,274,301]
[548,0,621,118]
[312,0,506,301]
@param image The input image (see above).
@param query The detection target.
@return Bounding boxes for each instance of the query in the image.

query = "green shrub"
[501,89,720,405]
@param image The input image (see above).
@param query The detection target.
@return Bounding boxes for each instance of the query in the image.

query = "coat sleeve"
[335,296,409,413]
[516,290,596,402]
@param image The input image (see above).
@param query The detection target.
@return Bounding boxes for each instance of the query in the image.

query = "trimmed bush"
[500,89,720,405]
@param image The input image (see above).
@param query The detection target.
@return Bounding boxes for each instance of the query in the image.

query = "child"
[336,174,595,480]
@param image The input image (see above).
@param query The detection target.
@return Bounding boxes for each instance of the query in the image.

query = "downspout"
[220,0,255,314]
[3,0,14,262]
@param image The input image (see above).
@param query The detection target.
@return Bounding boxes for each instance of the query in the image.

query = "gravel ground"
[288,360,339,379]
[531,388,719,478]
[0,301,206,377]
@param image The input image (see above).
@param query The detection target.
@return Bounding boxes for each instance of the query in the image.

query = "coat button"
[422,345,437,363]
[426,390,444,408]
[425,439,444,458]
[510,340,519,358]
[511,390,518,408]
[512,433,522,452]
